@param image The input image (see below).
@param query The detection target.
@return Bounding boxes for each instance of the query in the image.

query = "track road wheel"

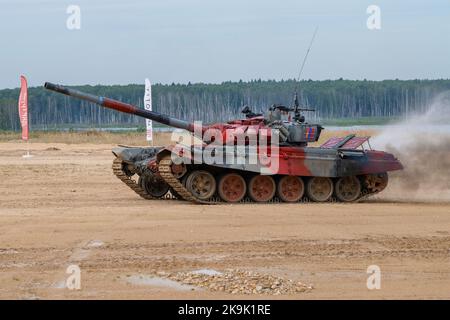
[306,177,334,202]
[334,176,361,202]
[364,173,388,193]
[139,174,170,198]
[171,163,187,179]
[218,173,247,203]
[248,175,276,202]
[185,170,217,201]
[277,176,305,203]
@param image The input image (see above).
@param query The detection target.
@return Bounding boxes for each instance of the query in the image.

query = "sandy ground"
[0,142,449,300]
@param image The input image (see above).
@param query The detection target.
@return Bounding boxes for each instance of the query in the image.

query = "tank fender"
[112,146,162,163]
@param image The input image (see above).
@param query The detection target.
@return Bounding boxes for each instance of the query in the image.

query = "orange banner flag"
[18,75,29,141]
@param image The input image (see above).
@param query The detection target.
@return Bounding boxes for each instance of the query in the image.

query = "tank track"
[357,189,377,202]
[158,155,210,204]
[112,158,156,200]
[110,154,383,205]
[157,154,381,205]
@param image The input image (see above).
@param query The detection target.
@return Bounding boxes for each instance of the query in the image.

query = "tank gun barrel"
[44,82,195,132]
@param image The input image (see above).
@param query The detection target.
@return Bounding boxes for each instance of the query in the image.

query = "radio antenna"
[294,27,318,119]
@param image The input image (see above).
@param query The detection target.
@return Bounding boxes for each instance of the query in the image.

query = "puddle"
[69,248,90,262]
[0,249,19,254]
[1,262,31,268]
[192,269,222,276]
[22,295,40,300]
[125,275,197,291]
[86,240,104,248]
[53,280,66,289]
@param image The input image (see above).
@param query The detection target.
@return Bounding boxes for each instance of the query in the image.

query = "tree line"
[1,79,449,131]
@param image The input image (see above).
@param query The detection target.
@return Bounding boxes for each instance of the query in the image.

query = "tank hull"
[155,145,400,204]
[109,144,402,204]
[178,146,403,177]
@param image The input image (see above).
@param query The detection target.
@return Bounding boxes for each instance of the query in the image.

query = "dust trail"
[371,91,450,202]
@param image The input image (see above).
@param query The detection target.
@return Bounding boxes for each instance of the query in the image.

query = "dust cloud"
[371,91,450,202]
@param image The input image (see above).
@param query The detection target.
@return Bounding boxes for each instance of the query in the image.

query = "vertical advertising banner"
[144,79,153,142]
[18,75,29,141]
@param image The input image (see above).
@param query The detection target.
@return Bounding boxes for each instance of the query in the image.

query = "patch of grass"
[0,130,174,145]
[322,117,400,126]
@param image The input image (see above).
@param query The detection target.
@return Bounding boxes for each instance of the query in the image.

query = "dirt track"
[0,142,449,299]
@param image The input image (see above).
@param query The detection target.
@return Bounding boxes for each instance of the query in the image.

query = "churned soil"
[0,142,449,299]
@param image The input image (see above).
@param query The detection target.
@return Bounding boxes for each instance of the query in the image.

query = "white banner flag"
[144,78,153,142]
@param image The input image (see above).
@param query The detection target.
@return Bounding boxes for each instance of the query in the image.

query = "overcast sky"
[0,0,449,89]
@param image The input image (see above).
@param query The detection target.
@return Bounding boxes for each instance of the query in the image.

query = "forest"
[1,79,449,131]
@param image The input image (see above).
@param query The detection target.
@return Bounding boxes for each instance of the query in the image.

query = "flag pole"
[23,85,32,158]
[22,119,32,158]
[24,140,31,158]
[25,102,31,157]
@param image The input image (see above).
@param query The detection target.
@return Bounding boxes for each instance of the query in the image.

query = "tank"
[44,82,403,204]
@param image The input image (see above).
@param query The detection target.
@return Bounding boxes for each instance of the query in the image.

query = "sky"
[0,0,449,89]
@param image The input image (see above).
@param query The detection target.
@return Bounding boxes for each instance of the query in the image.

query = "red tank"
[45,82,403,204]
